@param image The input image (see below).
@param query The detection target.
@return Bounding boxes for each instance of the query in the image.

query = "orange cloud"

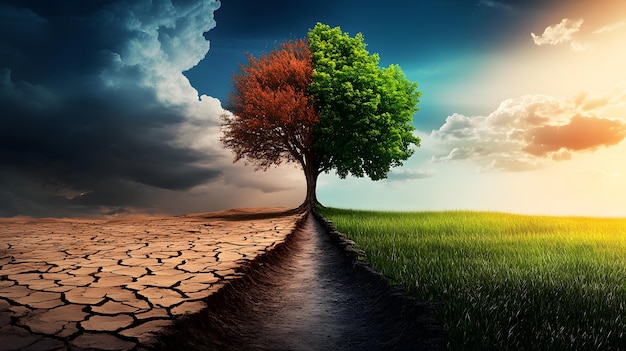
[430,85,626,172]
[523,116,626,156]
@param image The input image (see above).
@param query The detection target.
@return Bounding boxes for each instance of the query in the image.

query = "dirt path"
[156,213,445,350]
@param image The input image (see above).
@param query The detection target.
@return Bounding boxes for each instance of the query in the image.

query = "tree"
[222,23,421,210]
[221,38,319,206]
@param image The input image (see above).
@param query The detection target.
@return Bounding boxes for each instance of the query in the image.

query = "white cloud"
[593,19,626,34]
[569,41,589,52]
[100,0,218,107]
[531,18,585,51]
[430,86,626,172]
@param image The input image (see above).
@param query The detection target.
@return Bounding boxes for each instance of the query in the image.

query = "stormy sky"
[1,0,626,217]
[0,0,299,217]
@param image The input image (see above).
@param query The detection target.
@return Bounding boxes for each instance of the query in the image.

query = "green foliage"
[319,207,626,350]
[308,23,421,180]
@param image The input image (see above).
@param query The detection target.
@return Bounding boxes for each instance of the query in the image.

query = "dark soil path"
[155,213,445,350]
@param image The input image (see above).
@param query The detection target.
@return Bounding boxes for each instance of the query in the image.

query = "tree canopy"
[221,23,421,209]
[308,23,421,181]
[221,39,318,171]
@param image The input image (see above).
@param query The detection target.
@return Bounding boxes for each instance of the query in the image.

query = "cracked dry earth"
[0,208,303,351]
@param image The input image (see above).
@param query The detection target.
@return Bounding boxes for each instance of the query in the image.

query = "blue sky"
[1,0,625,217]
[186,0,546,131]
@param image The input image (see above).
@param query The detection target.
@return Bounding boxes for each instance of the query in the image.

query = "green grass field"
[318,207,626,350]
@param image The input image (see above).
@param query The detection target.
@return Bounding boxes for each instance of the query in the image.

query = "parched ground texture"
[0,208,303,351]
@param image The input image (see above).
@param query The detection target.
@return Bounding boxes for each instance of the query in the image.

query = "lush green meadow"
[318,207,626,350]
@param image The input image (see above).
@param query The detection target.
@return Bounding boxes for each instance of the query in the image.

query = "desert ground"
[0,208,303,350]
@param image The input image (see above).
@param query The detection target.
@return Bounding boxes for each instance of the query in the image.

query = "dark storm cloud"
[0,0,224,217]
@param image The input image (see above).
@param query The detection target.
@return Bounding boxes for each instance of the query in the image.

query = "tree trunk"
[298,164,319,212]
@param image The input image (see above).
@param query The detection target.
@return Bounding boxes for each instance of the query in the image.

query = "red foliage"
[222,39,319,171]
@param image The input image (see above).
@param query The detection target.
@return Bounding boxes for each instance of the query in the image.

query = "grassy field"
[318,207,626,350]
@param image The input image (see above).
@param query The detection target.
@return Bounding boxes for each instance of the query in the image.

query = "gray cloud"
[476,0,515,14]
[0,0,233,217]
[386,168,436,182]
